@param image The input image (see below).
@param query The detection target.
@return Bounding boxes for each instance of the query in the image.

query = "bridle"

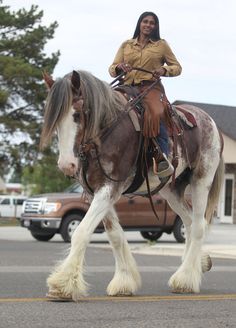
[71,67,175,220]
[72,68,167,194]
[73,67,160,175]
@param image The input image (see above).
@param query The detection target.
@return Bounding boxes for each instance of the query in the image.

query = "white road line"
[0,265,235,273]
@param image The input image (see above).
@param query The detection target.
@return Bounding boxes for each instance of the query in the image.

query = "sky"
[6,0,236,107]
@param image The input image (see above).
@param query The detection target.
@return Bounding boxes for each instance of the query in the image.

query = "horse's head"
[41,71,84,177]
[41,69,126,178]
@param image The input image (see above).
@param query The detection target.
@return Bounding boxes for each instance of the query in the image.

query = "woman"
[109,11,182,178]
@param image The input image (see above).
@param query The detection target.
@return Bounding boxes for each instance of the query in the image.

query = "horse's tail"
[205,156,225,224]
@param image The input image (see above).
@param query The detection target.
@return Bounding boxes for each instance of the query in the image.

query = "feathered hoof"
[46,289,72,302]
[106,282,135,296]
[168,270,200,294]
[109,292,133,297]
[171,287,194,294]
[201,254,212,273]
[107,289,134,297]
[106,273,141,296]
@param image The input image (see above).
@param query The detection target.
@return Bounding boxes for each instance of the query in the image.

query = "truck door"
[0,198,13,217]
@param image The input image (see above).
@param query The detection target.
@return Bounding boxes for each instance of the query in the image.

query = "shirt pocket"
[123,45,139,64]
[145,47,164,63]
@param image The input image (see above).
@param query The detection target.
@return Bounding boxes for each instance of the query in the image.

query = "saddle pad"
[174,105,197,128]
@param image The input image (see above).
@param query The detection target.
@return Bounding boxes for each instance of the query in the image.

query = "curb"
[129,244,236,260]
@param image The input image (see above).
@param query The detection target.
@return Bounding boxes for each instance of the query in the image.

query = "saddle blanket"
[129,104,197,132]
[174,105,197,128]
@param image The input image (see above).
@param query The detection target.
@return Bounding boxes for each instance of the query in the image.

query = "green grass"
[0,217,20,226]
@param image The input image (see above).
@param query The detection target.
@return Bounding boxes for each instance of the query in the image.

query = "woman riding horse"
[109,11,182,178]
[41,69,223,301]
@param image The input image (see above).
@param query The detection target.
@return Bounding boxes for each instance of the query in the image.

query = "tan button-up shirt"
[109,38,182,84]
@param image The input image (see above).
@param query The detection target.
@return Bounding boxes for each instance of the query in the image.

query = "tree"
[22,146,72,195]
[0,1,60,183]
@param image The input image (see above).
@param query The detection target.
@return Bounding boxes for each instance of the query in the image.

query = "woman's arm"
[162,40,182,77]
[108,42,126,77]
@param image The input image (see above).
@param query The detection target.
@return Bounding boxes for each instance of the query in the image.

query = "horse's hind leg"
[103,208,141,296]
[168,165,218,293]
[47,185,116,301]
[160,186,192,262]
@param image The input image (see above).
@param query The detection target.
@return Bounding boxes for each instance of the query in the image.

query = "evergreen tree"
[22,146,73,195]
[0,1,60,183]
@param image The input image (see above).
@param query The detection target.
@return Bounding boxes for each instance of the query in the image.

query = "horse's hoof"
[201,254,212,273]
[46,290,72,302]
[110,292,133,297]
[171,288,194,294]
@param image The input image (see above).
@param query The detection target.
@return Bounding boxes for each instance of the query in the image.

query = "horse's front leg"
[103,208,141,296]
[47,185,114,301]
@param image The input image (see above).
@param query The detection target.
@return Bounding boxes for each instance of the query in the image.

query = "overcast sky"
[6,0,236,106]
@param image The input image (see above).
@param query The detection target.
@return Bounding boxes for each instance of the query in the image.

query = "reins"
[77,67,160,186]
[75,67,174,221]
[109,66,155,87]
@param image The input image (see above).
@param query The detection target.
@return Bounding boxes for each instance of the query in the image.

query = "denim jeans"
[157,121,169,155]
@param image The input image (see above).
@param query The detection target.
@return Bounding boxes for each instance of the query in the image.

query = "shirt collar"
[133,37,155,45]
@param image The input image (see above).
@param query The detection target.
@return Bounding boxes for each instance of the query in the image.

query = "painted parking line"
[0,294,236,303]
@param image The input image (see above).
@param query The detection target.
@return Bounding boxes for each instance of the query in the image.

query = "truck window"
[13,199,25,205]
[1,198,10,205]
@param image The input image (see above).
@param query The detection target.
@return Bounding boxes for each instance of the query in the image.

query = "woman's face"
[140,15,156,36]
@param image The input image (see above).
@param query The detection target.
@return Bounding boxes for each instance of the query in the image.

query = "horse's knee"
[191,220,206,240]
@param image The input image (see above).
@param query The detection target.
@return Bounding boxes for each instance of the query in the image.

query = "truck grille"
[23,198,45,214]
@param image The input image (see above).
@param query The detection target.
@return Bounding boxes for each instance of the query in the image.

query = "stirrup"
[153,154,174,178]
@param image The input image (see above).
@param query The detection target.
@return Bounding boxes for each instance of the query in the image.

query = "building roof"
[173,100,236,140]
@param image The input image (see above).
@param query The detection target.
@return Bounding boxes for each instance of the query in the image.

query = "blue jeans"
[157,121,169,155]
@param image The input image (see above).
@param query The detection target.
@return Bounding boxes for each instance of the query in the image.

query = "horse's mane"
[40,70,124,148]
[78,71,124,141]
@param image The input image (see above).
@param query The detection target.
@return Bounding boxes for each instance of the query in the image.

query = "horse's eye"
[73,112,80,123]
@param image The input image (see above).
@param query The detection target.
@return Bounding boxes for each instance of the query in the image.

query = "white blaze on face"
[57,107,78,176]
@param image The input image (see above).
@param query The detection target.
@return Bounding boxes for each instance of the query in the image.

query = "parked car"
[20,183,185,243]
[0,195,27,219]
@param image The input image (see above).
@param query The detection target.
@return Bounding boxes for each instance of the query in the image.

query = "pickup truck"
[0,195,27,219]
[20,183,185,243]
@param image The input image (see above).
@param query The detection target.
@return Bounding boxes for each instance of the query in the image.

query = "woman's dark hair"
[132,11,160,41]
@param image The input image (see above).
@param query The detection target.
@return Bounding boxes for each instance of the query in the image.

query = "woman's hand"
[116,62,132,73]
[153,67,166,78]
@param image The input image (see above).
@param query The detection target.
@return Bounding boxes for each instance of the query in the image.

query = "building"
[173,100,236,224]
[0,178,23,195]
[0,177,6,193]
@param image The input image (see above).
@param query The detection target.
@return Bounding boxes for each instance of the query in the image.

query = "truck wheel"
[140,231,163,241]
[60,213,84,242]
[173,216,186,243]
[30,231,55,241]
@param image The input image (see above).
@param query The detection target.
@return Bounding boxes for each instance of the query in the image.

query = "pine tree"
[0,1,60,182]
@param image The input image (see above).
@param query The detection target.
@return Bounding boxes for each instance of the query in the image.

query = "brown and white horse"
[41,70,224,301]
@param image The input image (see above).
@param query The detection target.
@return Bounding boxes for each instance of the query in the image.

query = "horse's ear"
[42,71,54,89]
[71,70,81,91]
